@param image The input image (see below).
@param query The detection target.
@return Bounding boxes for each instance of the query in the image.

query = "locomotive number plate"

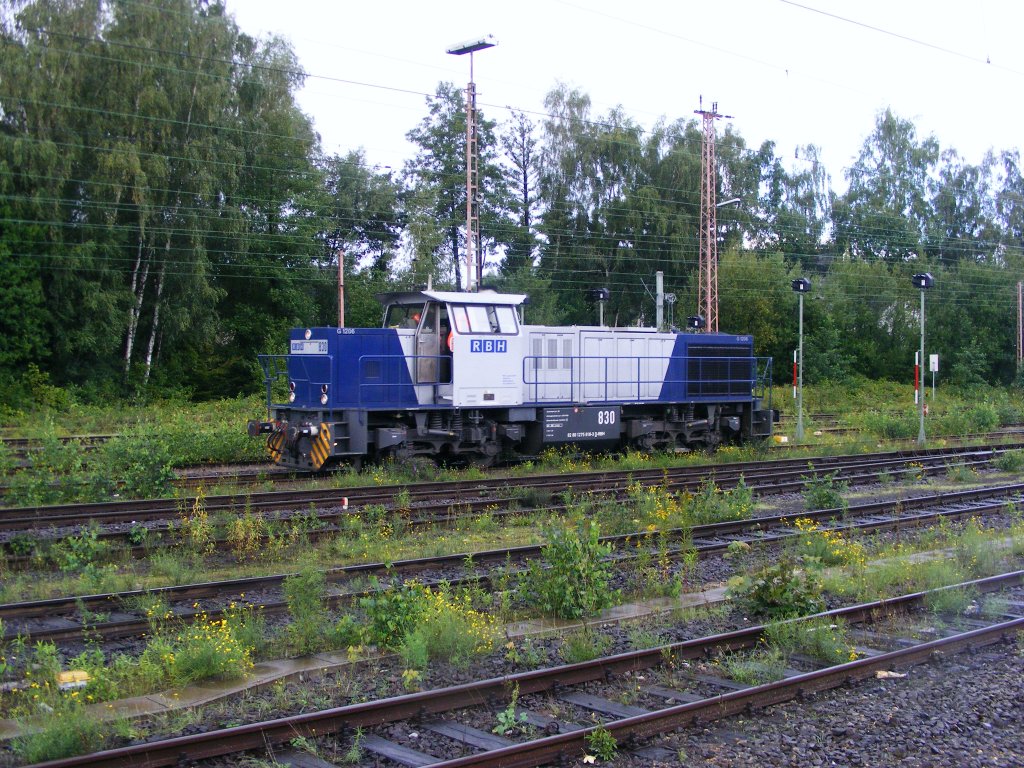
[291,340,328,354]
[543,406,622,443]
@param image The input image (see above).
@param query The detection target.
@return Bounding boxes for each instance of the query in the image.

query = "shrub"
[141,609,254,686]
[398,584,497,667]
[521,516,615,619]
[175,490,215,557]
[626,481,685,529]
[95,433,176,499]
[360,579,427,650]
[717,645,785,685]
[12,703,113,763]
[49,522,109,572]
[860,410,916,440]
[728,558,824,619]
[792,518,865,568]
[994,449,1024,472]
[559,626,612,664]
[283,567,330,655]
[227,510,267,561]
[945,462,977,483]
[925,585,976,616]
[685,477,748,525]
[802,469,848,512]
[585,725,618,761]
[765,616,856,664]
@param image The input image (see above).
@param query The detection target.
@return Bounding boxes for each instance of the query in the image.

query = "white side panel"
[522,330,574,402]
[580,331,673,403]
[451,333,524,407]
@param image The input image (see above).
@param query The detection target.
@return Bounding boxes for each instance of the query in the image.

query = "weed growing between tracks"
[520,515,615,620]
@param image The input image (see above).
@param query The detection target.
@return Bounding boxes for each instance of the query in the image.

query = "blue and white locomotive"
[248,289,776,470]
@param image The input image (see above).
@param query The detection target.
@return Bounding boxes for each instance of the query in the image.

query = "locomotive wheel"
[466,452,496,469]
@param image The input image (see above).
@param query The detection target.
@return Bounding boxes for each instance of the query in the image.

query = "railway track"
[5,475,1023,646]
[2,444,1016,539]
[25,570,1024,768]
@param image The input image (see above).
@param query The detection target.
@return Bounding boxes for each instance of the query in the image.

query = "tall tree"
[755,144,832,269]
[833,108,939,261]
[320,150,404,276]
[0,0,324,396]
[499,110,541,275]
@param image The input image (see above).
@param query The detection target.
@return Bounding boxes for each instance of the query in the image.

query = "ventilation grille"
[687,343,752,396]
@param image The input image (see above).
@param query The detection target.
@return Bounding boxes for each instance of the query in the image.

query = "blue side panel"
[659,334,756,403]
[287,328,417,409]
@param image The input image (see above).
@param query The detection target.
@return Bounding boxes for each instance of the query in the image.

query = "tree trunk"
[143,260,166,388]
[124,236,150,381]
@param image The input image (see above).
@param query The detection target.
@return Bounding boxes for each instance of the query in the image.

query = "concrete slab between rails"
[0,585,731,740]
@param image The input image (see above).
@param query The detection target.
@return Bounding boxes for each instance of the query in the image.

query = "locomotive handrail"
[523,354,760,404]
[356,354,451,406]
[258,353,333,409]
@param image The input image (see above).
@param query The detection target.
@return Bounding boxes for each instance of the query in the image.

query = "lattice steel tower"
[447,35,495,291]
[694,99,729,332]
[465,79,481,291]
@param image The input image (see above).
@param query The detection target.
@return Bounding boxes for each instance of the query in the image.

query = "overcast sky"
[229,0,1022,189]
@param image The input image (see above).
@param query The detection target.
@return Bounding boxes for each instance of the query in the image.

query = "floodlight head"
[912,273,934,290]
[446,35,497,55]
[791,277,811,293]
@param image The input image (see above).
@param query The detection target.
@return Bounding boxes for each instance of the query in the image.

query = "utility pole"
[465,75,481,291]
[1018,280,1022,373]
[447,36,496,292]
[656,271,664,330]
[695,98,731,333]
[337,249,345,328]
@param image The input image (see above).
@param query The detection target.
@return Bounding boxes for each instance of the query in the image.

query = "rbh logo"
[470,339,508,353]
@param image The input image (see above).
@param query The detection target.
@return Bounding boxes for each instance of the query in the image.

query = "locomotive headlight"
[289,380,296,392]
[320,394,328,405]
[288,392,296,403]
[321,384,329,394]
[304,328,312,340]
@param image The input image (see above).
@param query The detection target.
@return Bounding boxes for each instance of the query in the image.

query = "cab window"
[384,304,425,329]
[451,304,518,334]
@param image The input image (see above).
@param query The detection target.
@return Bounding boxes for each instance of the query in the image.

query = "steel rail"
[1,443,1006,517]
[0,445,1007,535]
[433,617,1024,768]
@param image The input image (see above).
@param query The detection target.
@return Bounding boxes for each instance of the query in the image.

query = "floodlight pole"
[447,35,496,292]
[912,273,933,446]
[797,290,805,441]
[791,278,811,442]
[918,287,926,445]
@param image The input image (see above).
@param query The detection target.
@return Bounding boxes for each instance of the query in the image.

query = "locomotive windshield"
[384,303,425,329]
[451,303,518,334]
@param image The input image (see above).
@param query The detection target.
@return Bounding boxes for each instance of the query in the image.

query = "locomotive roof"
[376,289,527,307]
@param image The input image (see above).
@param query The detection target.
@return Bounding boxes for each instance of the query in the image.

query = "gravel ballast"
[622,641,1024,767]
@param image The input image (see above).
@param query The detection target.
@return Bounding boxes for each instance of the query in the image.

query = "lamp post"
[791,278,811,441]
[446,35,496,292]
[912,273,934,445]
[586,288,610,326]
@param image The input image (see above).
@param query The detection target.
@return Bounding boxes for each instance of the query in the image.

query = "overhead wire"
[1,5,1022,294]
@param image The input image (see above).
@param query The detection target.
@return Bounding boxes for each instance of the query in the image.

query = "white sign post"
[929,354,939,399]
